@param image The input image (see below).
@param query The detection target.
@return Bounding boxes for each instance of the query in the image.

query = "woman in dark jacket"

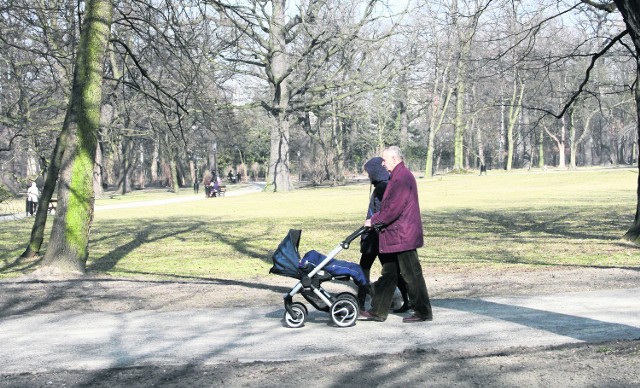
[358,157,410,312]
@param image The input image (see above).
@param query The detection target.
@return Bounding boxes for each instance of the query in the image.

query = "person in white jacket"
[26,182,39,216]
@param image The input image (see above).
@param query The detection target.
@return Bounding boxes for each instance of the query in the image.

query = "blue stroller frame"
[270,227,368,328]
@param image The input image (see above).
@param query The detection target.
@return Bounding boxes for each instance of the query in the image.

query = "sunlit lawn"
[1,167,639,280]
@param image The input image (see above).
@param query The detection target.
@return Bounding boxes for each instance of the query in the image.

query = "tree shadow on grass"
[87,218,355,275]
[426,208,632,242]
[423,208,640,270]
[0,254,44,274]
[87,219,276,273]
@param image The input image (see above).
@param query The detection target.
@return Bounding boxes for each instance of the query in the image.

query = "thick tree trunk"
[398,75,409,149]
[119,136,133,195]
[38,0,112,274]
[499,92,506,168]
[558,115,567,169]
[622,56,640,243]
[170,159,179,192]
[94,141,104,197]
[569,107,580,170]
[189,158,196,188]
[453,76,466,171]
[136,142,146,189]
[330,101,345,185]
[426,85,453,177]
[266,113,293,191]
[613,0,640,243]
[26,145,38,178]
[476,117,485,168]
[538,125,545,168]
[451,0,477,173]
[505,75,524,171]
[21,130,68,258]
[425,125,436,177]
[265,0,293,192]
[150,138,159,184]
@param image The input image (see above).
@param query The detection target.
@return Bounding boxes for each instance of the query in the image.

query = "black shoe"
[359,310,386,322]
[402,314,433,323]
[393,303,413,314]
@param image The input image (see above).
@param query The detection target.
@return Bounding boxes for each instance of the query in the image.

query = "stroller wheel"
[284,302,308,328]
[331,292,359,328]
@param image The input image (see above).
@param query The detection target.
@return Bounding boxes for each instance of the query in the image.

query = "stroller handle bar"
[340,226,369,249]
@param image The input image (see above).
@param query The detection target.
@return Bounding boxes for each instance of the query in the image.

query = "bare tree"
[34,0,113,274]
[558,1,640,242]
[0,0,74,190]
[208,0,395,191]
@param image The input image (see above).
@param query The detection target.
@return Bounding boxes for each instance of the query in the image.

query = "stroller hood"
[269,229,303,278]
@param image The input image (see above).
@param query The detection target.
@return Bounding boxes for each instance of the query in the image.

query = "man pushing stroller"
[360,146,434,324]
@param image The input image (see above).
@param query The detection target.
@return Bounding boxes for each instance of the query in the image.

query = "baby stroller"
[269,227,368,328]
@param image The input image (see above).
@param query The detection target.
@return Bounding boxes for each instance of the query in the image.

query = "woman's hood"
[364,157,389,184]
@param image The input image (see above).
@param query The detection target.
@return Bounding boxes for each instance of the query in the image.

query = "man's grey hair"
[385,145,403,160]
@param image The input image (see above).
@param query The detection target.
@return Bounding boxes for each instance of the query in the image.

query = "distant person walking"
[361,146,433,323]
[26,182,39,216]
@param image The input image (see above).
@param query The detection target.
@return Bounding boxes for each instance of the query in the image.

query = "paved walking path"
[0,183,265,221]
[1,287,639,373]
[94,183,264,211]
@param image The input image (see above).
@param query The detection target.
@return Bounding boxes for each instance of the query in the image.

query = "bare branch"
[580,0,618,13]
[553,29,629,119]
[110,38,188,114]
[0,132,24,152]
[524,28,630,119]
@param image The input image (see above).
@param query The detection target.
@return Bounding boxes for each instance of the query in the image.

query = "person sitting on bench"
[210,180,221,197]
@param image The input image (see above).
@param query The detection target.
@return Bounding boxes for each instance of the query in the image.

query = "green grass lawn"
[1,168,639,280]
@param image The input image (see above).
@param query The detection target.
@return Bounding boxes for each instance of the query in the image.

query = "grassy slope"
[1,168,638,280]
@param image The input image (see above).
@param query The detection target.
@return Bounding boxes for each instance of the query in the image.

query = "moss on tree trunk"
[37,0,113,275]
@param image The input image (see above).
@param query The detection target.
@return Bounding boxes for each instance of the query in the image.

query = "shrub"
[0,184,12,204]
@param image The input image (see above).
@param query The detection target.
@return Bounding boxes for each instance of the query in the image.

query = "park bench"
[210,185,226,197]
[47,199,57,214]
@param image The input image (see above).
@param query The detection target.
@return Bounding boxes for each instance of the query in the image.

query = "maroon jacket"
[369,161,423,253]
